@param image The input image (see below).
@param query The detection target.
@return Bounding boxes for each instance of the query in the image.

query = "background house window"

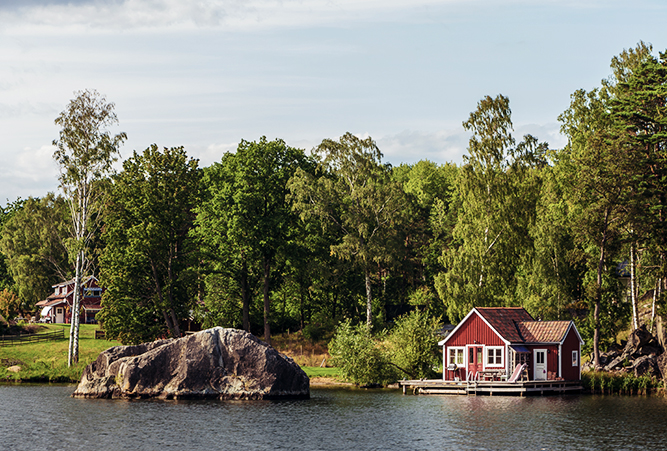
[486,347,503,367]
[572,350,579,367]
[448,347,464,366]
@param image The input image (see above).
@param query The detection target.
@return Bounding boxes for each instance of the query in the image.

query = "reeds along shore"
[582,371,664,395]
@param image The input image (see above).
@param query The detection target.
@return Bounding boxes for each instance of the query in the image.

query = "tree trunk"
[67,250,84,367]
[650,278,660,333]
[630,242,639,331]
[263,257,271,345]
[365,266,372,328]
[151,261,179,338]
[241,256,250,333]
[593,208,610,368]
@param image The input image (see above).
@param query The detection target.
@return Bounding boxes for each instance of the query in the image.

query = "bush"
[328,320,397,386]
[387,310,441,379]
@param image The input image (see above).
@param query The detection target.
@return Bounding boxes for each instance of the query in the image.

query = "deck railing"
[0,329,65,347]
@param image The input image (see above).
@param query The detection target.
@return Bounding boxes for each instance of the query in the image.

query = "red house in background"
[36,276,103,324]
[439,307,583,382]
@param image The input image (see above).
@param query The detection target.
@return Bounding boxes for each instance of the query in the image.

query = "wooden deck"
[398,379,583,396]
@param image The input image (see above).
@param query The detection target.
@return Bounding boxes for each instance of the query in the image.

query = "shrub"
[328,320,397,386]
[386,310,441,379]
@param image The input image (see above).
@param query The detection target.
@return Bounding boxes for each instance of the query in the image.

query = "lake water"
[1,384,666,450]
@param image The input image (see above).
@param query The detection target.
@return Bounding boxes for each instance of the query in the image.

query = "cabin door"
[468,346,483,379]
[534,349,547,380]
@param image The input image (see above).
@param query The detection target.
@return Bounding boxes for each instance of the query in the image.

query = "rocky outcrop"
[594,325,667,380]
[72,327,309,400]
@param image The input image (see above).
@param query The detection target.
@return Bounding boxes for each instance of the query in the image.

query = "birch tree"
[436,95,547,321]
[289,133,408,328]
[53,89,125,366]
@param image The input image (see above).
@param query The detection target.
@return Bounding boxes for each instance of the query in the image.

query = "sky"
[1,0,667,202]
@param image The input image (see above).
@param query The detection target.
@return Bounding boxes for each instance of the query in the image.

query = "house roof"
[440,307,583,346]
[515,320,572,343]
[476,307,534,343]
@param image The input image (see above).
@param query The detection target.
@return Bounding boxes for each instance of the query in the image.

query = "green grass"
[582,370,664,395]
[302,366,340,378]
[0,324,119,383]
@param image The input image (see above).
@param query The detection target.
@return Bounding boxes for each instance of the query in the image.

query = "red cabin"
[439,307,583,382]
[36,276,103,324]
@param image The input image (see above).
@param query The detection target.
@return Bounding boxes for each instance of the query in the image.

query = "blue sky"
[1,0,667,202]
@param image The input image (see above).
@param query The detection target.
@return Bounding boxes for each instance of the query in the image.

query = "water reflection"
[1,385,666,450]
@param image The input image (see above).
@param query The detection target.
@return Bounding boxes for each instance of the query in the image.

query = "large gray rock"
[72,327,309,400]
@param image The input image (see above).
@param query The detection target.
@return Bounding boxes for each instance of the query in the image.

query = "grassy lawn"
[1,325,342,384]
[0,324,120,383]
[302,366,340,378]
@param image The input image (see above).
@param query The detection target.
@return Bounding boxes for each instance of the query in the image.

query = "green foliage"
[98,145,200,343]
[437,94,548,322]
[387,310,441,379]
[328,319,397,386]
[582,371,662,395]
[0,289,22,320]
[194,137,312,342]
[290,132,409,327]
[0,194,70,311]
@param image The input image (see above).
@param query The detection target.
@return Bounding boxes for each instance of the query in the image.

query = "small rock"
[7,366,21,373]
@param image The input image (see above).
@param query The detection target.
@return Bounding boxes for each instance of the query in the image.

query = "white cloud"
[0,145,60,202]
[376,128,470,166]
[0,0,477,33]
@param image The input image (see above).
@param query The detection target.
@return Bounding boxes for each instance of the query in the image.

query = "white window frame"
[448,347,465,366]
[572,350,579,367]
[485,346,504,368]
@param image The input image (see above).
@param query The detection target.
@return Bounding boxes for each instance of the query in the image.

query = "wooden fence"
[0,329,65,347]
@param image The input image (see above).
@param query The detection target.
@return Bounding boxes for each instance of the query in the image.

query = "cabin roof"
[515,320,571,343]
[476,307,534,343]
[440,307,583,346]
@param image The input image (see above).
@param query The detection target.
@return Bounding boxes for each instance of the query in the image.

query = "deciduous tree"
[53,89,125,365]
[289,133,408,327]
[98,145,200,343]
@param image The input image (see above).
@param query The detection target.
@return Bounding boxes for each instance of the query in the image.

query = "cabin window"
[448,347,464,366]
[572,350,579,367]
[485,346,503,367]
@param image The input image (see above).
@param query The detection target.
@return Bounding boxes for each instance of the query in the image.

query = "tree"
[289,132,408,327]
[610,47,667,324]
[0,195,70,312]
[0,289,21,320]
[98,145,200,343]
[0,199,27,291]
[53,89,125,365]
[436,95,547,322]
[195,137,310,344]
[328,319,397,386]
[557,43,657,365]
[387,310,441,379]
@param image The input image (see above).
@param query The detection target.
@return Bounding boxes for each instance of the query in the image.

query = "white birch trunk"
[68,250,83,366]
[365,267,372,328]
[630,242,639,331]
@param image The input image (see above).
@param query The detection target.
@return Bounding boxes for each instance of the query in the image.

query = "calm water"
[1,384,666,450]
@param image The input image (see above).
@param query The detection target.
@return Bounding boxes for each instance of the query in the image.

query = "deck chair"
[507,363,526,383]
